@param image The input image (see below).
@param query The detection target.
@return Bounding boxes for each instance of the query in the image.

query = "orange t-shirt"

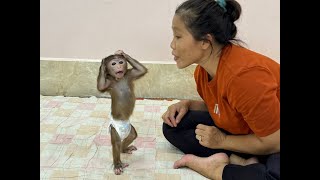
[194,44,280,137]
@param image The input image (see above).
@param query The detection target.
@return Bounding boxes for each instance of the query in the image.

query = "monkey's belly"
[111,97,135,119]
[117,103,134,112]
[110,85,135,119]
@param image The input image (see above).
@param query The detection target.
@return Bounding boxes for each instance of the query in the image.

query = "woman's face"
[170,15,205,69]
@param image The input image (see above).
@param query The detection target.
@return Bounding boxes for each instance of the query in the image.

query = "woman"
[162,0,280,179]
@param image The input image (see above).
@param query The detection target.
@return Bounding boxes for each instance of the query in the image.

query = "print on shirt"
[214,104,220,116]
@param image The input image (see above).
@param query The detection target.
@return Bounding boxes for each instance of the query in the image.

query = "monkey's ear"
[101,58,106,64]
[104,69,109,76]
[104,66,109,76]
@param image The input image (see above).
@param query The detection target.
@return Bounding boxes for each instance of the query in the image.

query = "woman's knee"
[162,122,172,138]
[162,122,182,145]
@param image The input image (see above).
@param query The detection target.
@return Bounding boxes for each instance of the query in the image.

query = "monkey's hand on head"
[114,50,133,62]
[99,59,109,79]
[114,50,124,55]
[114,50,131,62]
[97,58,112,92]
[114,50,148,79]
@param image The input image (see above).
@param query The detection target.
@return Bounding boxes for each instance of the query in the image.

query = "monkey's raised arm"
[97,61,112,92]
[122,53,148,79]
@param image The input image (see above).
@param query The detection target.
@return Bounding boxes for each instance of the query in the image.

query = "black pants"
[162,110,280,180]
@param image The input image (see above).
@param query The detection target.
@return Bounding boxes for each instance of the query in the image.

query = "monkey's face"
[107,58,128,80]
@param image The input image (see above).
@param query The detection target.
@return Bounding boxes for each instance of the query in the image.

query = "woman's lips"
[172,52,178,61]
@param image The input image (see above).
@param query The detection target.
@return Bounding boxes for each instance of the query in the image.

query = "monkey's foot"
[123,145,137,154]
[114,162,129,175]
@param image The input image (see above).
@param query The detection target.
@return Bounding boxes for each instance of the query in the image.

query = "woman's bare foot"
[173,153,229,180]
[229,154,259,166]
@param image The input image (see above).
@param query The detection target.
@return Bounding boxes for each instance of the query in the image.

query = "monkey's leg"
[110,125,128,175]
[121,125,138,154]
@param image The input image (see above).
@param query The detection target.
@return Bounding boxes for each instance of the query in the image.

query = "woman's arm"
[196,124,280,155]
[185,100,208,111]
[222,129,280,155]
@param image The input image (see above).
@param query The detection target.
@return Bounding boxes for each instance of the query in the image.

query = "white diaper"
[108,112,131,141]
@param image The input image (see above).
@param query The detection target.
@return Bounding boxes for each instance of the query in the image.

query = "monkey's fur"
[97,50,147,175]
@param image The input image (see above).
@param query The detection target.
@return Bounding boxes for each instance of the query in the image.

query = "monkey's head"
[103,54,128,80]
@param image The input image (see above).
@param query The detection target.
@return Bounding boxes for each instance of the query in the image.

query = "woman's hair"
[175,0,243,46]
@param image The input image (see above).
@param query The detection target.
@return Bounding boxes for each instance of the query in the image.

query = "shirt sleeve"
[226,66,280,137]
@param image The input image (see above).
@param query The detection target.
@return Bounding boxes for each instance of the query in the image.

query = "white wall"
[40,0,280,63]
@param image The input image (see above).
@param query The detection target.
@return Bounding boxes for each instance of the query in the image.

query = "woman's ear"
[201,34,213,49]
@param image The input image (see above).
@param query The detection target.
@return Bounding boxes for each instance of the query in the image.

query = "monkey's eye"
[111,62,116,66]
[119,61,124,64]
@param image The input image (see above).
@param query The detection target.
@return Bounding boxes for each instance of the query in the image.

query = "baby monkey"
[97,50,147,175]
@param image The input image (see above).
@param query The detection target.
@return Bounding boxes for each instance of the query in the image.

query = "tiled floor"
[40,95,208,180]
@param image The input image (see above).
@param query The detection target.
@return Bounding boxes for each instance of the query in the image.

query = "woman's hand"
[195,124,227,149]
[162,100,189,127]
